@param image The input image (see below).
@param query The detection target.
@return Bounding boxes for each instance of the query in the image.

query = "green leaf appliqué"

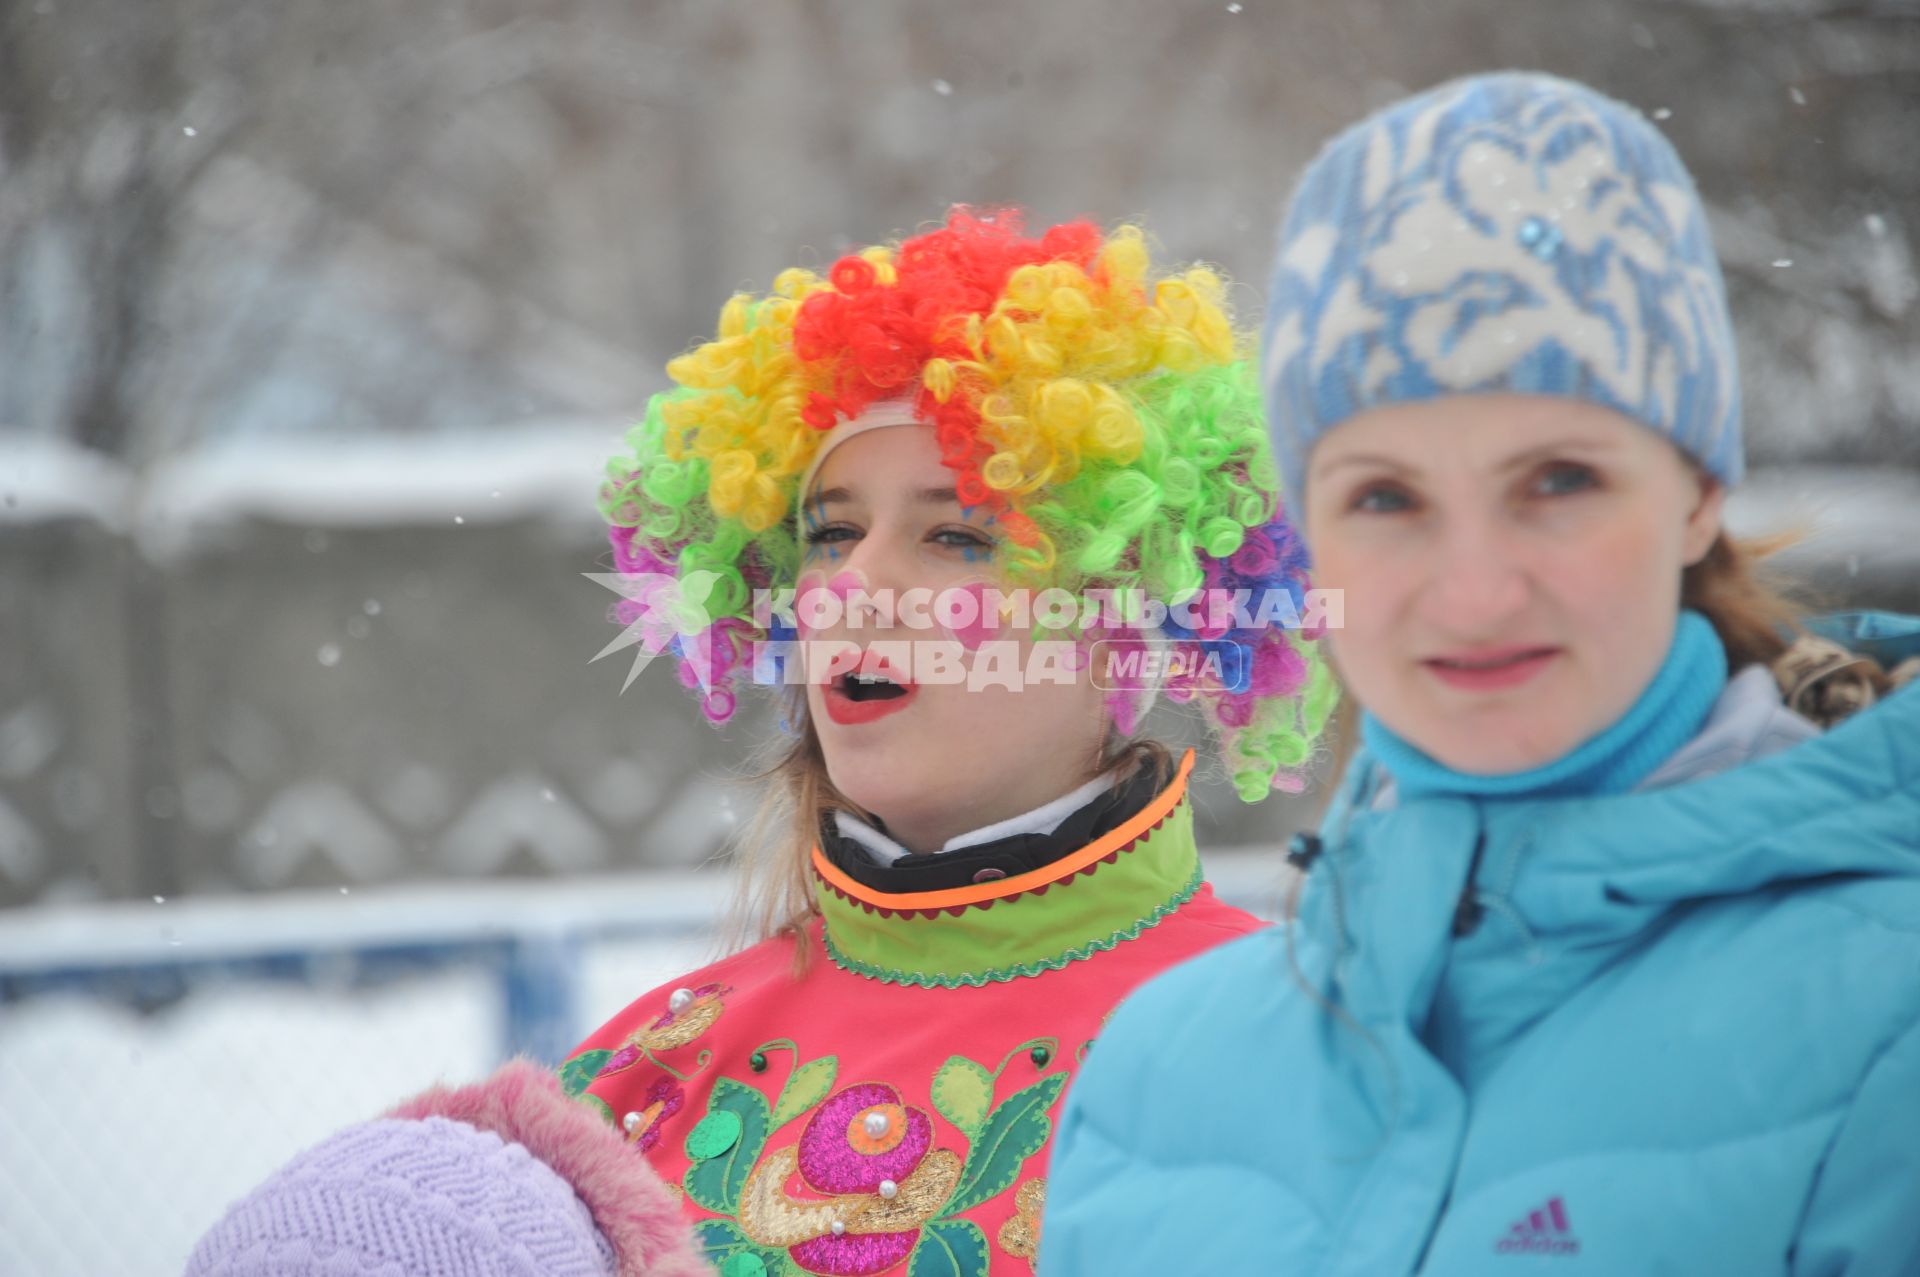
[944,1073,1066,1215]
[693,1218,790,1277]
[772,1055,838,1129]
[907,1218,989,1277]
[683,1077,772,1215]
[557,1048,613,1099]
[931,1055,995,1138]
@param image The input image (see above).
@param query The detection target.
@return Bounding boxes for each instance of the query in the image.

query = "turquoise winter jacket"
[1042,613,1920,1276]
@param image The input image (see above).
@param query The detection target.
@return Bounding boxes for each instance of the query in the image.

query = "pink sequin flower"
[787,1082,934,1276]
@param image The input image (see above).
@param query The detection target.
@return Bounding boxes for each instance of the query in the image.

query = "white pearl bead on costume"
[668,988,694,1014]
[879,1180,899,1200]
[831,1221,847,1236]
[623,1112,642,1132]
[863,1112,890,1138]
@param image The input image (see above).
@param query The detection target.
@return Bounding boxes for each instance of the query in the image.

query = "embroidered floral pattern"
[685,1040,1069,1276]
[738,1083,963,1275]
[591,982,732,1084]
[631,982,730,1053]
[622,1075,685,1153]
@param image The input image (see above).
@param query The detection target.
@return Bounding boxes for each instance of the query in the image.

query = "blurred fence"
[0,425,766,912]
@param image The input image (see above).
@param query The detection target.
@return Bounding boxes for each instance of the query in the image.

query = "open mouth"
[839,670,909,703]
[821,653,919,725]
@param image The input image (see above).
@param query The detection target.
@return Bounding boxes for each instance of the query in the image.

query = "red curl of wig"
[790,207,1105,518]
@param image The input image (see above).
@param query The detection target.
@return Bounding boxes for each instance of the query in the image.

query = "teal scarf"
[1361,610,1729,801]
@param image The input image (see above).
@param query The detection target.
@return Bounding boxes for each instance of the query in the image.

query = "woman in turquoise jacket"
[1041,72,1920,1275]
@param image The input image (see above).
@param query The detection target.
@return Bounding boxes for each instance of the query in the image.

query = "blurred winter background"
[2,0,1918,1271]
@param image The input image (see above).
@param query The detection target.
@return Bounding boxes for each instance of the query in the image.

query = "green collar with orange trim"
[810,751,1203,988]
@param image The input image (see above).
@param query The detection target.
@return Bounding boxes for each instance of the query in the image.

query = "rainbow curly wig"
[600,207,1336,799]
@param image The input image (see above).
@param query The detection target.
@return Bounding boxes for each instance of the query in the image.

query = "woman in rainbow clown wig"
[563,206,1334,1277]
[184,207,1335,1277]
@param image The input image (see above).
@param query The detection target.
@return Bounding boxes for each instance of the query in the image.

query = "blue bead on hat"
[1261,71,1742,507]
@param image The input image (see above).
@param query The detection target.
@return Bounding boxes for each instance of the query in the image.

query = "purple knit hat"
[184,1116,617,1276]
[183,1060,710,1277]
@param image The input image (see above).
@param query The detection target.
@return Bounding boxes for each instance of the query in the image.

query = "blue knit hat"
[1261,71,1742,507]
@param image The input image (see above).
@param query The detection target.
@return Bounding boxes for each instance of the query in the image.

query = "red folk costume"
[562,750,1260,1277]
[577,209,1336,1276]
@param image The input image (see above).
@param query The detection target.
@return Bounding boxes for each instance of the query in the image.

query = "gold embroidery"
[739,1147,858,1247]
[997,1176,1046,1263]
[629,991,725,1052]
[842,1149,962,1233]
[737,1145,963,1248]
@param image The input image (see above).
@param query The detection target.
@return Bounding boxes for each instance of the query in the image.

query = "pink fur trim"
[388,1059,712,1277]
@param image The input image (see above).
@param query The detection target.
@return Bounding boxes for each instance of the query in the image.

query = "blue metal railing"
[0,873,727,1064]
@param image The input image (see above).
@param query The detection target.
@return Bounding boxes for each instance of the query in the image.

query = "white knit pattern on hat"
[183,1117,617,1277]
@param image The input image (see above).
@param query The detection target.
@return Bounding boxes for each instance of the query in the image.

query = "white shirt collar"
[832,770,1121,865]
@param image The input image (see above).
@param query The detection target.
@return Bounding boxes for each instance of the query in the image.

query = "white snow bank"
[0,436,135,530]
[134,417,636,557]
[0,870,724,971]
[6,435,1917,578]
[0,417,644,556]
